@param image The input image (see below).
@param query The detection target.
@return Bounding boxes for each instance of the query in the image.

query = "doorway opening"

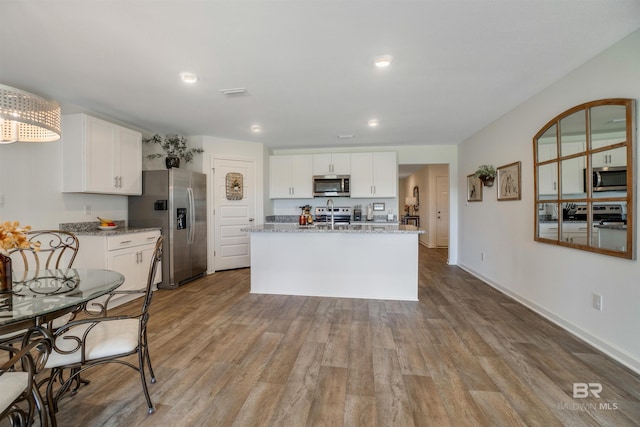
[398,164,450,255]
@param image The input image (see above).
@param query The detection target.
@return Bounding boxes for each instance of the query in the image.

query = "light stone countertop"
[242,223,424,234]
[60,221,161,236]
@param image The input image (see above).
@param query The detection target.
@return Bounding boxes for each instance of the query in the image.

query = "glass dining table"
[0,268,125,336]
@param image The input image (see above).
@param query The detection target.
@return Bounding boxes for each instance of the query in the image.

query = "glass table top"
[0,268,125,329]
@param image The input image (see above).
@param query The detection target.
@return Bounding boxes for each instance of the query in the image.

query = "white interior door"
[213,158,255,271]
[436,176,449,247]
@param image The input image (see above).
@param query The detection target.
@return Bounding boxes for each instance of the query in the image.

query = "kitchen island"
[241,223,424,301]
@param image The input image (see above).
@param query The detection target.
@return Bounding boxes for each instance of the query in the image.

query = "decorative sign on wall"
[225,172,243,200]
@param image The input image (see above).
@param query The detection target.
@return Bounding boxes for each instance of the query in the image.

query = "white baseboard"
[457,262,640,375]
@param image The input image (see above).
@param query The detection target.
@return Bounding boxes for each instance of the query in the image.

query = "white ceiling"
[2,1,640,150]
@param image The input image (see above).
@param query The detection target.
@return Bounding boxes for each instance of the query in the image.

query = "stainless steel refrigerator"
[128,170,207,289]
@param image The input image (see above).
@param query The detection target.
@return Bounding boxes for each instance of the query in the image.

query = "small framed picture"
[467,174,482,202]
[497,161,521,201]
[373,202,385,211]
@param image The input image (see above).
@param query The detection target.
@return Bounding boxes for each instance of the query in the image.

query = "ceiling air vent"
[219,88,249,96]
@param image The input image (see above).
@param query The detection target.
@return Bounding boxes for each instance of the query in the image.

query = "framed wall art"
[467,174,482,202]
[497,161,521,201]
[225,172,243,200]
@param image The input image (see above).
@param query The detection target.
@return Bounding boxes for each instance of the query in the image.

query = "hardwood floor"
[41,248,640,426]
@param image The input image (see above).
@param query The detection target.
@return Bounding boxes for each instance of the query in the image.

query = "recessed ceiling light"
[368,119,379,127]
[179,72,198,83]
[251,125,262,133]
[374,55,392,68]
[338,134,354,139]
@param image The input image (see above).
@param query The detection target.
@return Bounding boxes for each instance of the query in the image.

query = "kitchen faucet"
[327,198,334,229]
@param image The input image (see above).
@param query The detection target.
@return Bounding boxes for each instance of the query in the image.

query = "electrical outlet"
[593,294,603,311]
[84,204,91,215]
[481,252,485,261]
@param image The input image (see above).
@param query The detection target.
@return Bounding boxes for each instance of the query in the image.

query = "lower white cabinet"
[74,230,162,308]
[560,222,589,245]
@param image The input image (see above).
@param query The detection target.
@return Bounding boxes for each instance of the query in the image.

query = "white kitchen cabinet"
[350,152,397,198]
[62,113,142,195]
[560,222,589,245]
[312,153,351,175]
[537,222,559,240]
[591,146,626,168]
[561,155,586,196]
[269,155,313,198]
[74,230,162,308]
[537,163,558,196]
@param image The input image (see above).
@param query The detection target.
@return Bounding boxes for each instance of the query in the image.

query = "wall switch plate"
[593,294,603,311]
[481,252,485,261]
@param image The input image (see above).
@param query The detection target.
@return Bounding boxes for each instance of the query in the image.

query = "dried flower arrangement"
[0,221,37,254]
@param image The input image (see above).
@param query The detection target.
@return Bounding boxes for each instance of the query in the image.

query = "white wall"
[0,138,128,229]
[458,29,640,373]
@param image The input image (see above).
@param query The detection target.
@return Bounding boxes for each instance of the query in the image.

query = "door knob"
[248,218,254,222]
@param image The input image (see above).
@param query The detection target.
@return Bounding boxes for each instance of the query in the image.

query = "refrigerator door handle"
[187,187,195,244]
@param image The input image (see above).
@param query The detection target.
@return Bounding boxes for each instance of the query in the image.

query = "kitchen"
[2,1,640,424]
[243,157,425,301]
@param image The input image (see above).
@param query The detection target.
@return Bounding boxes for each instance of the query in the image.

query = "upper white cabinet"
[591,146,626,168]
[62,113,142,195]
[350,152,397,198]
[312,153,351,175]
[270,155,313,199]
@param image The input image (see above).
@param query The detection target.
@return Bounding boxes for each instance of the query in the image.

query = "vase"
[165,156,180,169]
[479,176,495,187]
[0,253,12,293]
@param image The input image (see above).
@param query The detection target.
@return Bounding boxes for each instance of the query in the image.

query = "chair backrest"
[8,230,79,278]
[141,235,164,313]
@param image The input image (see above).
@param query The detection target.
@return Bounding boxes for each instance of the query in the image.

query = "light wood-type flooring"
[39,248,640,426]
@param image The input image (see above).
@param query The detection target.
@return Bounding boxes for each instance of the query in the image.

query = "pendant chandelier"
[0,84,61,144]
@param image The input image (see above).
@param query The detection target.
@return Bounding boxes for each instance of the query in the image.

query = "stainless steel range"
[573,204,626,223]
[315,206,352,223]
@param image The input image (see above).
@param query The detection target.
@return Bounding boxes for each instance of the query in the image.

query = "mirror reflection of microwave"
[313,175,350,197]
[584,166,626,192]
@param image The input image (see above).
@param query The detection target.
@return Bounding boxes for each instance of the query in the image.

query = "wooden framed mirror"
[533,98,636,259]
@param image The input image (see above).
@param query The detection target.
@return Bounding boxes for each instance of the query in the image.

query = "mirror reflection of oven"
[570,203,626,223]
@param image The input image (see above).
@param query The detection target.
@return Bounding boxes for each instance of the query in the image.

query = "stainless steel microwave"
[584,166,627,192]
[313,175,350,197]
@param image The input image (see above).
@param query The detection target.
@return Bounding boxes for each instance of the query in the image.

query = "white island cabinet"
[74,229,162,308]
[62,113,142,195]
[243,223,423,301]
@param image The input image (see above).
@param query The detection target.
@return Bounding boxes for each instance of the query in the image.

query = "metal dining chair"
[8,230,79,282]
[1,231,80,345]
[43,235,164,425]
[0,338,50,427]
